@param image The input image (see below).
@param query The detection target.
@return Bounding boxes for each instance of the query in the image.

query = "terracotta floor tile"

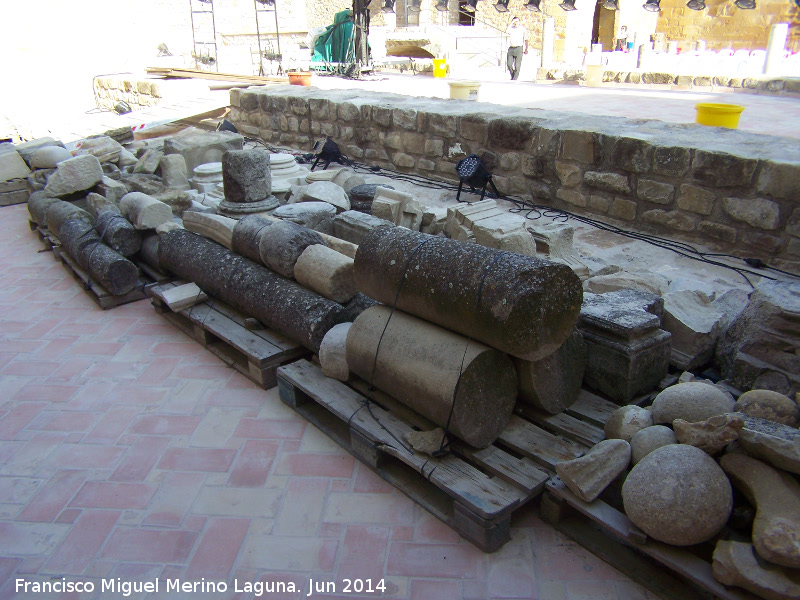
[227,440,279,487]
[16,470,87,522]
[100,528,198,563]
[157,447,237,472]
[40,509,120,575]
[185,517,250,580]
[69,481,158,510]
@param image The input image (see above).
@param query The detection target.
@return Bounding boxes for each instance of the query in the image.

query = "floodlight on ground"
[643,0,661,10]
[525,0,541,10]
[409,0,422,12]
[463,0,479,12]
[559,0,577,10]
[686,0,705,8]
[733,0,755,8]
[311,137,347,171]
[436,0,449,10]
[494,0,510,11]
[455,154,500,203]
[255,0,275,5]
[382,0,396,12]
[603,0,619,8]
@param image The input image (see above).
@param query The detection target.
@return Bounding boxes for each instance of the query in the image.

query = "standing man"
[506,17,529,81]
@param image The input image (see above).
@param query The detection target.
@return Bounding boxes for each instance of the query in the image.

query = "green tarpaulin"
[312,10,354,64]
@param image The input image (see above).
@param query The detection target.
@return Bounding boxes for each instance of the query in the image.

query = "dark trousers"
[507,46,523,80]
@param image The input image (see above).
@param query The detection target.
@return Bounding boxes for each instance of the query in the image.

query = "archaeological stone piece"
[27,194,60,227]
[332,210,394,246]
[158,154,190,190]
[301,181,350,212]
[319,322,352,381]
[95,176,128,204]
[342,293,379,322]
[349,184,395,213]
[222,148,271,203]
[584,271,670,296]
[31,146,72,169]
[713,541,800,600]
[163,127,244,172]
[273,202,337,230]
[346,306,518,449]
[662,289,726,371]
[294,244,357,303]
[158,229,348,352]
[182,211,237,250]
[651,382,736,425]
[673,413,744,455]
[119,192,173,230]
[630,425,677,464]
[81,242,139,296]
[85,192,119,219]
[735,389,800,427]
[622,444,732,546]
[720,452,800,568]
[514,329,586,414]
[43,154,103,198]
[0,145,31,182]
[604,405,654,442]
[232,214,273,263]
[556,439,631,502]
[58,218,101,269]
[353,227,583,362]
[94,211,141,257]
[77,136,123,163]
[737,414,800,476]
[45,201,93,235]
[258,220,327,279]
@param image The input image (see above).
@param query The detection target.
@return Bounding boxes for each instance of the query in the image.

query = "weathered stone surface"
[354,227,582,362]
[515,329,586,414]
[81,241,139,296]
[294,244,357,303]
[622,444,732,546]
[158,229,348,352]
[85,192,118,219]
[651,382,736,425]
[488,118,535,150]
[232,214,273,263]
[45,200,93,234]
[637,179,674,205]
[319,322,351,381]
[153,189,192,215]
[713,541,800,600]
[579,289,663,339]
[119,192,173,230]
[274,202,337,230]
[737,414,800,476]
[94,210,141,257]
[652,146,691,178]
[31,146,72,169]
[133,147,164,175]
[222,149,271,203]
[642,209,696,232]
[607,137,652,173]
[735,390,800,427]
[43,154,103,197]
[77,136,122,163]
[182,211,237,250]
[723,197,781,230]
[258,220,327,279]
[584,171,630,194]
[605,405,654,443]
[163,127,244,172]
[158,154,190,190]
[721,452,800,568]
[674,413,743,455]
[677,184,715,215]
[561,130,597,164]
[332,210,393,245]
[120,173,163,196]
[556,161,583,187]
[692,151,757,188]
[95,176,128,204]
[630,425,677,465]
[557,439,631,503]
[0,146,32,182]
[583,271,669,296]
[300,181,350,212]
[348,183,395,213]
[27,194,60,226]
[347,306,517,449]
[58,218,100,270]
[757,160,800,200]
[14,137,64,166]
[662,289,725,371]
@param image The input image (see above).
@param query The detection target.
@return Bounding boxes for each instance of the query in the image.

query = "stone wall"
[228,85,800,270]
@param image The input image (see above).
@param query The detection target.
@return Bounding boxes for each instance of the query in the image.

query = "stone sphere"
[735,389,800,427]
[604,405,654,442]
[651,382,735,425]
[630,425,678,464]
[622,444,732,546]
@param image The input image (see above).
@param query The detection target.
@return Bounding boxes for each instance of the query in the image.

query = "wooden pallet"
[30,222,62,257]
[147,282,308,389]
[277,359,565,552]
[57,248,149,310]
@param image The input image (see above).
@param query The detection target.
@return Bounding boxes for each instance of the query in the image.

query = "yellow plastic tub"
[695,103,745,129]
[449,81,481,101]
[433,58,447,79]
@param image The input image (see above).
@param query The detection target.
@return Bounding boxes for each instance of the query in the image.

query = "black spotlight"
[463,0,478,12]
[525,0,541,10]
[311,137,348,171]
[559,0,577,10]
[494,0,510,10]
[216,119,238,133]
[382,0,396,12]
[603,0,619,8]
[455,154,500,202]
[643,0,660,10]
[686,0,705,8]
[408,0,422,11]
[734,0,755,8]
[436,0,449,10]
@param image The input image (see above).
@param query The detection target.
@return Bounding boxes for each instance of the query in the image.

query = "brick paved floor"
[0,203,658,599]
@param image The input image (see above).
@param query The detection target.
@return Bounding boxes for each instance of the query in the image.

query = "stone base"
[580,327,672,404]
[218,196,279,218]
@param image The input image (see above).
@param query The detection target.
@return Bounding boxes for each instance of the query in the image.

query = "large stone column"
[218,149,279,218]
[353,228,582,361]
[346,306,517,449]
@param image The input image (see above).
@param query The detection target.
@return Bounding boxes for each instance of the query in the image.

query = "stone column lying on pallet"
[138,233,160,271]
[294,244,357,303]
[158,229,349,352]
[94,211,141,257]
[81,242,139,296]
[119,192,173,230]
[346,305,518,449]
[258,220,327,279]
[45,201,93,235]
[58,218,101,269]
[232,214,273,262]
[354,228,583,361]
[182,211,237,250]
[27,193,60,226]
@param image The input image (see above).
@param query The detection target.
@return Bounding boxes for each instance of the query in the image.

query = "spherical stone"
[630,425,678,464]
[651,382,736,426]
[622,444,732,546]
[735,389,800,427]
[604,405,654,442]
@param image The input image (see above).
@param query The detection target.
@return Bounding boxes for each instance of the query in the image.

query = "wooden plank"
[278,360,526,521]
[457,445,549,496]
[208,299,298,352]
[516,405,605,447]
[497,416,585,470]
[146,66,289,85]
[565,389,620,428]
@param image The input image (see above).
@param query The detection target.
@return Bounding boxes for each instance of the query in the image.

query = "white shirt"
[507,24,527,48]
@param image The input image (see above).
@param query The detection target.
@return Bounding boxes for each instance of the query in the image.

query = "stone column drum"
[353,228,583,361]
[218,149,279,217]
[346,305,518,449]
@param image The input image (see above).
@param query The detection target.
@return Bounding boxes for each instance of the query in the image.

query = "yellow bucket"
[449,81,481,101]
[433,58,447,79]
[695,103,745,129]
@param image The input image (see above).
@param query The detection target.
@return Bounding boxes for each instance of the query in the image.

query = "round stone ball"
[651,382,735,425]
[622,444,732,546]
[735,389,800,427]
[630,425,677,465]
[604,405,653,442]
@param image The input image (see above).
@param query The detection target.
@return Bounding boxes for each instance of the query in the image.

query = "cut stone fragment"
[119,192,173,230]
[273,201,337,230]
[673,413,744,455]
[161,282,208,311]
[556,439,631,502]
[735,389,800,427]
[43,154,103,197]
[332,210,394,245]
[301,181,350,212]
[222,148,271,203]
[319,322,352,381]
[232,214,273,263]
[258,220,328,279]
[604,405,654,442]
[737,414,800,476]
[182,211,237,250]
[94,211,141,257]
[163,127,244,172]
[651,381,736,425]
[294,244,357,303]
[713,541,800,600]
[158,154,190,190]
[31,146,72,169]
